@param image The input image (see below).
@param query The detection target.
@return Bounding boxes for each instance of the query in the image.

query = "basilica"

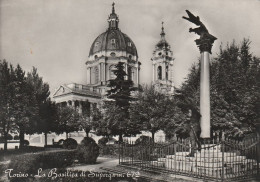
[53,3,174,116]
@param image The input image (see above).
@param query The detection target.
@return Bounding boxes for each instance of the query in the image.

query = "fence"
[119,134,260,181]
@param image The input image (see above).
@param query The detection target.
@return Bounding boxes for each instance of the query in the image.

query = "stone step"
[149,161,165,167]
[195,152,237,157]
[165,155,246,163]
[200,144,221,152]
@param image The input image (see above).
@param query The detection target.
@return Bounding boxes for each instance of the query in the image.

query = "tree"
[0,61,54,148]
[78,114,92,137]
[25,67,52,146]
[99,62,138,142]
[0,60,16,150]
[11,64,38,148]
[56,106,80,139]
[130,84,173,142]
[175,39,260,139]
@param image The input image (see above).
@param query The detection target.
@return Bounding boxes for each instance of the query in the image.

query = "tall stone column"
[196,37,216,138]
[183,10,217,139]
[99,63,102,83]
[79,101,83,114]
[71,100,75,109]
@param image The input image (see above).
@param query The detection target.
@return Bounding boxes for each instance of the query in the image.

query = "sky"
[1,0,260,96]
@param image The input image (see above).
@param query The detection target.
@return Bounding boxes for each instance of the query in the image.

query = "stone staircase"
[148,144,258,178]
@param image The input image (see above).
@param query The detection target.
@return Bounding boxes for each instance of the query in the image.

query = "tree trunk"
[151,131,155,142]
[85,131,89,137]
[66,132,68,139]
[119,133,123,142]
[44,132,48,146]
[19,128,25,149]
[3,132,8,151]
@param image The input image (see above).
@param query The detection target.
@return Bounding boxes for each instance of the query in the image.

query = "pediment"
[53,85,72,97]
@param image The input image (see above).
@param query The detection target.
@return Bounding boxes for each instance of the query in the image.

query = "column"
[195,36,216,138]
[137,65,140,85]
[99,63,102,83]
[125,63,128,80]
[71,100,75,109]
[199,52,210,138]
[79,101,82,114]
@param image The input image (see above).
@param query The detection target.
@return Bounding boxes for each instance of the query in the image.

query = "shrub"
[63,138,78,149]
[24,140,30,146]
[0,134,13,142]
[8,150,76,181]
[135,136,153,145]
[99,144,118,156]
[98,137,109,146]
[13,135,19,140]
[76,137,99,164]
[7,134,13,140]
[58,139,65,145]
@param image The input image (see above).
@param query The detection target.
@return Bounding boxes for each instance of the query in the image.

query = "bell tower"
[151,22,174,95]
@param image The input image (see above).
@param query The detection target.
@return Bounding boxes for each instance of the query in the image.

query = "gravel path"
[68,157,119,172]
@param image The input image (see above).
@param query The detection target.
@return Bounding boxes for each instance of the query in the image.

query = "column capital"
[195,34,217,54]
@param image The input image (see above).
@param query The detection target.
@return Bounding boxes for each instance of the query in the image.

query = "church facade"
[53,3,174,119]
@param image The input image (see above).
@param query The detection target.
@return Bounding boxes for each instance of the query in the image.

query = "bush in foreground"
[76,137,99,164]
[63,138,78,149]
[98,137,108,146]
[8,149,76,179]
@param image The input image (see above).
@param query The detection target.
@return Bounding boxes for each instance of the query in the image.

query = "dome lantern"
[108,2,119,30]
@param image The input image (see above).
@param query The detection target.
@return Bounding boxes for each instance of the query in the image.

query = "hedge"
[8,149,76,179]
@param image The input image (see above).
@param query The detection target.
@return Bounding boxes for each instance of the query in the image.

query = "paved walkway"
[68,157,119,172]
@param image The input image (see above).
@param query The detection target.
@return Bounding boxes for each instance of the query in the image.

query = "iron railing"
[119,134,260,181]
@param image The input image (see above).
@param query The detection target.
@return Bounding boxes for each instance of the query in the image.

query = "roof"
[89,29,138,57]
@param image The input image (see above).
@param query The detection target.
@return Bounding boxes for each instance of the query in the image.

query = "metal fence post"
[119,141,121,164]
[221,132,225,182]
[257,133,260,180]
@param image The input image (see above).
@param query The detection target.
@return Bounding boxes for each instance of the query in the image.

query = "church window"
[94,55,98,60]
[111,39,116,44]
[158,52,162,56]
[128,42,132,47]
[95,42,100,47]
[110,52,116,57]
[157,66,162,80]
[166,66,169,80]
[129,55,132,59]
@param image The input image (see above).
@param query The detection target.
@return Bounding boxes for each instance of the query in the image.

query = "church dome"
[89,29,138,57]
[88,3,138,57]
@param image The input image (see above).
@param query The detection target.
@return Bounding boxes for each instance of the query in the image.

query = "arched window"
[157,66,162,80]
[94,55,98,60]
[110,52,116,57]
[109,65,116,80]
[166,66,169,80]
